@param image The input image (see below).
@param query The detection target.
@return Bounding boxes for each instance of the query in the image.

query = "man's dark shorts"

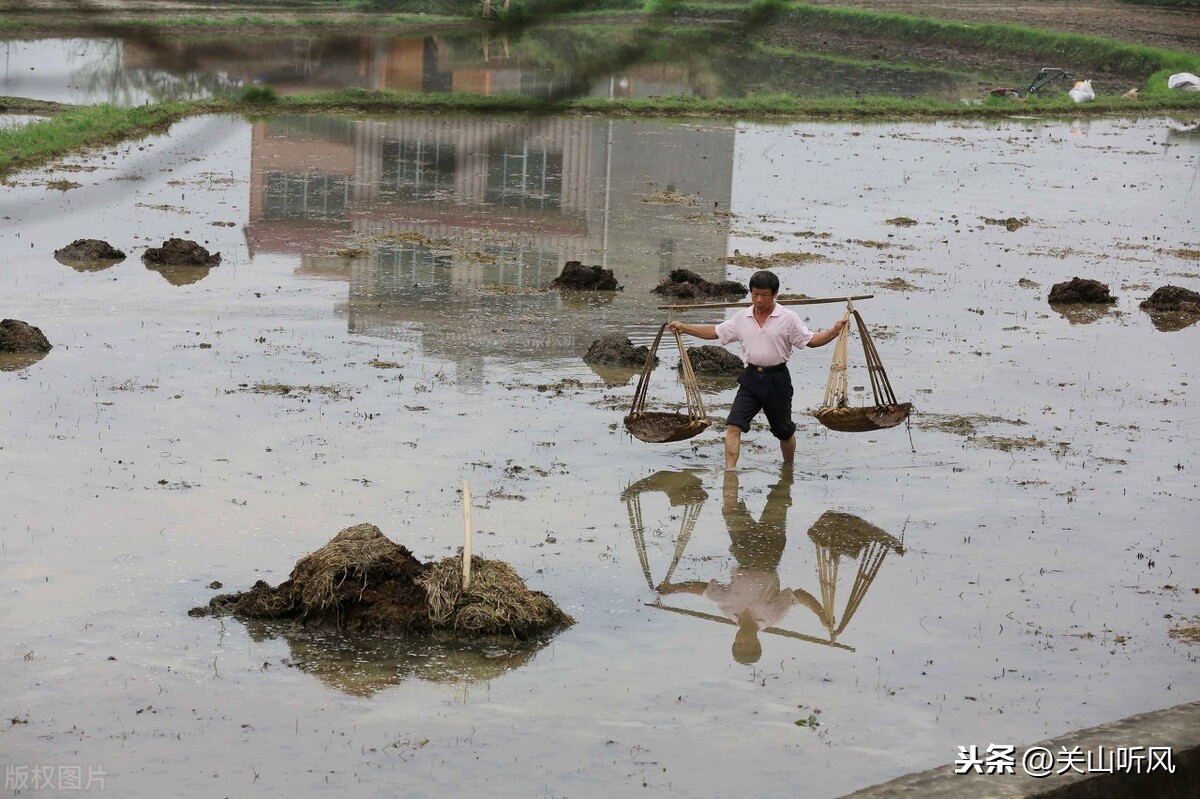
[726,365,796,440]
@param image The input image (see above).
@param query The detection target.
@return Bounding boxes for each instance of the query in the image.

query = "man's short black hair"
[748,270,780,294]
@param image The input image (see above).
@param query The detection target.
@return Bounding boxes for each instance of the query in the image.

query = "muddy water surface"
[1,112,1198,797]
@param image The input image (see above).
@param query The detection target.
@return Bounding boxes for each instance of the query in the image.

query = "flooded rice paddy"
[2,111,1199,797]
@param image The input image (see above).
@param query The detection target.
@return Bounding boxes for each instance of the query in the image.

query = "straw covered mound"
[418,556,575,637]
[190,523,574,639]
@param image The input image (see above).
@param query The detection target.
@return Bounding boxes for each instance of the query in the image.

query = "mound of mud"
[191,523,430,633]
[652,269,747,299]
[1140,285,1200,331]
[143,238,221,267]
[583,334,654,368]
[1140,285,1200,313]
[190,523,573,640]
[549,261,621,291]
[54,238,126,263]
[0,319,51,353]
[679,345,742,377]
[1047,277,1115,304]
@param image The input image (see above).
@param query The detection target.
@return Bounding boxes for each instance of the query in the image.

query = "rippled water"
[1,112,1197,797]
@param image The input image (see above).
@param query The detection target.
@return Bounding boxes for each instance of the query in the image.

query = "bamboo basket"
[813,304,910,433]
[624,323,710,444]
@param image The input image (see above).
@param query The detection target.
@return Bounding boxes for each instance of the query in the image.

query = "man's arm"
[792,588,831,626]
[668,321,719,340]
[805,317,848,348]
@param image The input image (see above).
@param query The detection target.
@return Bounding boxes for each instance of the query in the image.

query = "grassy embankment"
[0,102,186,178]
[736,2,1200,98]
[2,1,1198,179]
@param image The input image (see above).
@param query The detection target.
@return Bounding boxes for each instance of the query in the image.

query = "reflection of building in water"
[121,37,370,96]
[245,110,734,373]
[121,33,713,100]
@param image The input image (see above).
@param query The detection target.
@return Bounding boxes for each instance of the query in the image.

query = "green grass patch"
[0,103,188,179]
[201,84,1200,118]
[239,85,280,104]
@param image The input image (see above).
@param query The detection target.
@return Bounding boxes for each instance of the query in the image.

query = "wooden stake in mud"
[462,480,473,591]
[655,294,874,311]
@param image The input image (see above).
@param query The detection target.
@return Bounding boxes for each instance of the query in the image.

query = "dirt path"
[1,0,1196,53]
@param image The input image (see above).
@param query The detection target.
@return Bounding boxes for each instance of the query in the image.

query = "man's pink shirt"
[715,304,814,367]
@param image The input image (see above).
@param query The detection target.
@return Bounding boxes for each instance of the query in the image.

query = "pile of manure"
[1140,285,1200,313]
[54,238,126,270]
[652,269,746,299]
[1047,277,1115,304]
[679,345,742,376]
[549,261,621,291]
[0,319,51,354]
[143,237,221,267]
[583,333,655,368]
[191,523,573,640]
[1140,285,1200,331]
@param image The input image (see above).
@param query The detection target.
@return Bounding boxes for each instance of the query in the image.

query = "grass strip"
[2,73,1198,180]
[201,84,1200,118]
[0,102,187,178]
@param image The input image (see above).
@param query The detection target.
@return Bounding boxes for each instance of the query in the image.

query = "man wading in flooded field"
[669,270,846,469]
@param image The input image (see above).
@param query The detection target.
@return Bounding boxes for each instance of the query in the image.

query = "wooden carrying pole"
[462,480,473,591]
[656,294,874,311]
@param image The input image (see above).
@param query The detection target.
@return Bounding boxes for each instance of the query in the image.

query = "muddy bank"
[799,0,1199,53]
[191,523,574,639]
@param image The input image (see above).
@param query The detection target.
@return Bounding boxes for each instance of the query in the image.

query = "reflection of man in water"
[658,469,823,664]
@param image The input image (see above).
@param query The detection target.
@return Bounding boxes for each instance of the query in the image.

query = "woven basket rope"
[624,323,711,443]
[809,511,904,642]
[813,301,911,433]
[622,471,708,589]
